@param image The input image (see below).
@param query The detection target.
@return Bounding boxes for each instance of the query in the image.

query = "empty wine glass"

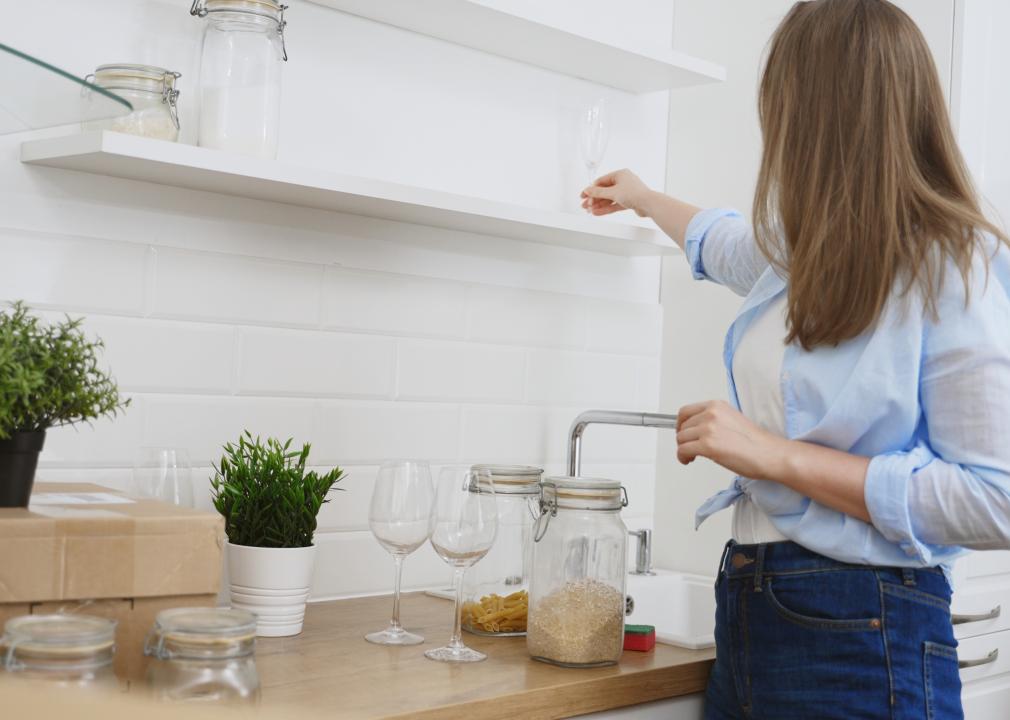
[579,98,611,209]
[425,466,497,663]
[366,460,435,646]
[132,447,194,507]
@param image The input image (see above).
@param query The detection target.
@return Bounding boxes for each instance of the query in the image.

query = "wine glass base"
[424,645,487,663]
[365,628,425,646]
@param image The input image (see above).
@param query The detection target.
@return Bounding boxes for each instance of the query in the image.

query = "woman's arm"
[675,400,872,522]
[581,169,702,251]
[582,170,770,297]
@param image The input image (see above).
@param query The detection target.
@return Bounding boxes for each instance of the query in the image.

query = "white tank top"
[730,295,789,544]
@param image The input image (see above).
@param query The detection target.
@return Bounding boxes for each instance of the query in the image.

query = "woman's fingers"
[677,440,702,465]
[677,400,713,430]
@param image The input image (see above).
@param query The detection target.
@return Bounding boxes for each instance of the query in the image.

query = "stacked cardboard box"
[0,483,224,683]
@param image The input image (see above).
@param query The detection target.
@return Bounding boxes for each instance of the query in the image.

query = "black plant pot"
[0,431,46,507]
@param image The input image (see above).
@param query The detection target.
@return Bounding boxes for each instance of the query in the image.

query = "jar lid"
[145,608,256,660]
[542,476,627,510]
[94,64,179,85]
[202,0,284,19]
[470,464,543,495]
[2,614,116,659]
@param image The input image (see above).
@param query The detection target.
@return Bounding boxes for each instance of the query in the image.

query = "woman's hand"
[676,400,786,481]
[581,169,657,217]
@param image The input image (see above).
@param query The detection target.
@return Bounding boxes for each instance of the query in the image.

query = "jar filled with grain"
[527,477,628,668]
[461,464,542,637]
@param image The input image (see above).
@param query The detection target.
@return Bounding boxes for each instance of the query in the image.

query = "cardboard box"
[0,483,224,682]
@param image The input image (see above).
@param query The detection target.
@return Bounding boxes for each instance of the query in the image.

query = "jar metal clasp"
[533,493,557,543]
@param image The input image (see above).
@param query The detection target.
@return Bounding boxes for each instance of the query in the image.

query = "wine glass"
[132,448,194,507]
[425,466,497,663]
[579,98,611,209]
[366,460,435,645]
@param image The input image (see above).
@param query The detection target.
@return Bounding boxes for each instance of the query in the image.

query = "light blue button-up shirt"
[686,208,1010,568]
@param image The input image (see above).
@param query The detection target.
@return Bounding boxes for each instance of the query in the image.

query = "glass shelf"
[0,43,132,136]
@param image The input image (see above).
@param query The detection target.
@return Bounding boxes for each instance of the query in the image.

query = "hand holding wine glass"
[425,466,497,663]
[366,460,435,646]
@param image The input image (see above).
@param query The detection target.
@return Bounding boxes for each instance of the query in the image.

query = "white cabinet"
[578,694,704,720]
[948,1,1010,715]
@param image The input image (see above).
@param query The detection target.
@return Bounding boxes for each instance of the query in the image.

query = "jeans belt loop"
[902,567,916,586]
[753,543,767,593]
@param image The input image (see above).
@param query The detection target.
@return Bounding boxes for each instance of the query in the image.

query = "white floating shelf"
[307,0,726,93]
[21,132,678,256]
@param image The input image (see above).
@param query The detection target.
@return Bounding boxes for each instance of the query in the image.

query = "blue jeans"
[705,541,963,719]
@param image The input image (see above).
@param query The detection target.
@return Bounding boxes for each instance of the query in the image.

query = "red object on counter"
[623,624,656,652]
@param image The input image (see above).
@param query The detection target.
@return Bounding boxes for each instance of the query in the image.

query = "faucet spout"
[566,409,679,477]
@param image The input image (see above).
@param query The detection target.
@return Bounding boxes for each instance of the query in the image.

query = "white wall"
[654,0,957,576]
[1,0,681,598]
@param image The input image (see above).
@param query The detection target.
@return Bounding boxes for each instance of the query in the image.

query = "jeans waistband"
[719,540,945,585]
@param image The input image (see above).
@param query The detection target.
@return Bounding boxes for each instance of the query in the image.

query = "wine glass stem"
[390,554,405,632]
[449,567,466,650]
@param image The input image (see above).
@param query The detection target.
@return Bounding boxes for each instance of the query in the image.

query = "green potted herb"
[211,431,344,637]
[0,302,128,507]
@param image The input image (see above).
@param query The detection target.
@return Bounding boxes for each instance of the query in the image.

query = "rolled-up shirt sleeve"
[684,209,771,297]
[865,247,1010,563]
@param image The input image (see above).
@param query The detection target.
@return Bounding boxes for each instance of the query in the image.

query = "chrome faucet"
[566,409,679,477]
[629,529,654,575]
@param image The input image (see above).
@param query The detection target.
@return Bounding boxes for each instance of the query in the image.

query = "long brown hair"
[754,0,1007,350]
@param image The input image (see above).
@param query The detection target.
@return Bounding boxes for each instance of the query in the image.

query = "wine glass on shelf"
[425,465,497,663]
[131,447,194,507]
[579,98,611,210]
[366,460,435,646]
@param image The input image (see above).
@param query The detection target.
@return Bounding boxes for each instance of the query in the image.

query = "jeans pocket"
[765,577,882,632]
[923,642,963,720]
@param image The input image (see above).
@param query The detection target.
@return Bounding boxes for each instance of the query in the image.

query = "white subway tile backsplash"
[635,358,662,411]
[315,464,376,533]
[585,300,662,356]
[0,230,146,314]
[460,406,557,464]
[322,268,466,338]
[311,531,450,599]
[79,315,235,394]
[238,327,395,398]
[526,350,639,407]
[40,395,144,468]
[152,248,322,327]
[143,395,317,466]
[396,340,525,403]
[466,285,586,349]
[312,402,459,464]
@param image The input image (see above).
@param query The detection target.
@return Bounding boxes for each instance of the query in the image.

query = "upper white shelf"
[306,0,726,93]
[21,132,678,257]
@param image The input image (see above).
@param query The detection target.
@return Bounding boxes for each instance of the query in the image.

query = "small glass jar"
[144,607,260,705]
[527,477,628,668]
[462,464,542,637]
[84,64,181,141]
[0,614,119,692]
[191,0,288,159]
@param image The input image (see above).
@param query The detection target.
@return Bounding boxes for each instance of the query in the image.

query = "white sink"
[625,570,716,650]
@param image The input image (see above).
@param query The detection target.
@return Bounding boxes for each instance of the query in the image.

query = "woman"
[583,1,1010,718]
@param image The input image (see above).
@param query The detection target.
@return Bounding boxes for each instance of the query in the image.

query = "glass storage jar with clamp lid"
[84,64,181,141]
[527,476,629,667]
[0,614,119,691]
[144,607,260,704]
[461,464,543,636]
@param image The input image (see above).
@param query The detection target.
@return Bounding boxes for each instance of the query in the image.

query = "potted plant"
[211,431,344,637]
[0,301,129,507]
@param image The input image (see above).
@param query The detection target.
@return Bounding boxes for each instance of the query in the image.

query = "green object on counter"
[625,624,656,635]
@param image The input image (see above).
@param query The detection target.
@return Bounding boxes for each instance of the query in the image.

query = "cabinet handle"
[959,649,999,670]
[952,605,1001,625]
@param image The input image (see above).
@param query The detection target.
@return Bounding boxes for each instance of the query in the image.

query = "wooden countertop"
[256,593,715,720]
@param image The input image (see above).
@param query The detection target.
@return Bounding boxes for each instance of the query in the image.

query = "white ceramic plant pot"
[227,542,317,638]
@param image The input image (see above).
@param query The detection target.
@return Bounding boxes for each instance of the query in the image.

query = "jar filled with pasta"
[461,464,542,636]
[527,477,628,667]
